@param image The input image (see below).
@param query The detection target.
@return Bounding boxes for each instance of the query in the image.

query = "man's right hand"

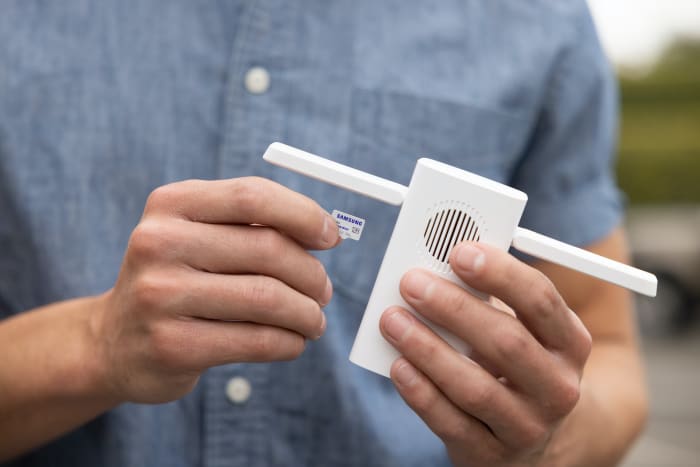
[90,177,340,404]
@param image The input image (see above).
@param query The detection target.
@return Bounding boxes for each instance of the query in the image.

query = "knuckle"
[230,177,267,218]
[409,384,441,414]
[576,325,593,362]
[147,322,181,370]
[128,222,162,261]
[247,227,284,259]
[443,286,471,316]
[532,275,563,316]
[414,337,441,369]
[551,375,581,415]
[132,274,164,309]
[462,382,495,410]
[482,447,508,466]
[131,273,177,310]
[280,334,306,360]
[248,327,278,356]
[516,420,550,449]
[248,328,305,360]
[494,326,531,362]
[434,419,470,445]
[243,278,280,310]
[128,220,179,262]
[145,183,183,213]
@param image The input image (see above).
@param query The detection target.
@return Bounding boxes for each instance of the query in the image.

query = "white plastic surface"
[263,142,408,205]
[348,159,528,377]
[511,227,658,297]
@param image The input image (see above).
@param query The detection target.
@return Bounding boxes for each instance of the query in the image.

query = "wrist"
[66,293,124,407]
[0,295,123,460]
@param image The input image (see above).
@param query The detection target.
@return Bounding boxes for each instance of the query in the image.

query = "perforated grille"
[423,208,480,264]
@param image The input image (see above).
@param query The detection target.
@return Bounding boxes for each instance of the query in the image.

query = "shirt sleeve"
[510,6,624,249]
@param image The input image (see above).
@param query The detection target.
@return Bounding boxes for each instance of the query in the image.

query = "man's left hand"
[379,242,593,467]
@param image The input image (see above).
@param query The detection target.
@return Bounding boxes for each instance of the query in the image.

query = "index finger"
[144,177,340,250]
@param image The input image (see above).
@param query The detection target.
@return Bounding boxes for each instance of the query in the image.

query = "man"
[0,1,646,466]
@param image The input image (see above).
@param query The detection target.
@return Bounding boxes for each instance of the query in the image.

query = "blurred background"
[587,1,700,465]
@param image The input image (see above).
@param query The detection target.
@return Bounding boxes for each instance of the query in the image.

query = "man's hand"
[379,242,592,467]
[0,176,342,460]
[91,177,340,404]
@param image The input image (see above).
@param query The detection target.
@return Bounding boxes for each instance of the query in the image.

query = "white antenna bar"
[512,227,657,297]
[263,142,657,298]
[263,142,408,206]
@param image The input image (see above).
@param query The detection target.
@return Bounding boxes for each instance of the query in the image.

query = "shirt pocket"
[328,87,530,304]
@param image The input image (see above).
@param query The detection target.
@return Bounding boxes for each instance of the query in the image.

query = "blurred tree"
[616,38,700,204]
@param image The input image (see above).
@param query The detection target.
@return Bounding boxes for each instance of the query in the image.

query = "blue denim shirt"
[0,1,621,466]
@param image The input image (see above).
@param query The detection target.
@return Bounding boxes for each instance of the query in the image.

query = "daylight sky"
[587,0,700,69]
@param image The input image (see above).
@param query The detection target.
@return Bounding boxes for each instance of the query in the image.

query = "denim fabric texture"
[0,1,621,466]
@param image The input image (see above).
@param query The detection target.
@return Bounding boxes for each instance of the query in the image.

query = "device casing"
[349,158,528,376]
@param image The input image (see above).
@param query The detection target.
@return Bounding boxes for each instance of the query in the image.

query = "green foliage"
[616,39,700,205]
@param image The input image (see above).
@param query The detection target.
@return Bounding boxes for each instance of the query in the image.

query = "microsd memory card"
[332,209,365,241]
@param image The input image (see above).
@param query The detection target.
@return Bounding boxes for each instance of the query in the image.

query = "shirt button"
[244,66,270,94]
[225,376,252,404]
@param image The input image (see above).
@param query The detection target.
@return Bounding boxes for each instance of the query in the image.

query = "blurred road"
[621,316,700,467]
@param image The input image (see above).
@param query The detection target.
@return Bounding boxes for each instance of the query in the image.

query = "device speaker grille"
[423,208,480,264]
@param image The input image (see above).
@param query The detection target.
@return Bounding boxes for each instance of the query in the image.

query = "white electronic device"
[263,142,657,377]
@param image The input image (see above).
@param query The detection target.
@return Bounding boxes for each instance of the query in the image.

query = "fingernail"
[454,245,485,272]
[403,270,432,301]
[322,214,339,246]
[321,276,333,306]
[384,309,412,342]
[316,312,327,339]
[394,359,418,386]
